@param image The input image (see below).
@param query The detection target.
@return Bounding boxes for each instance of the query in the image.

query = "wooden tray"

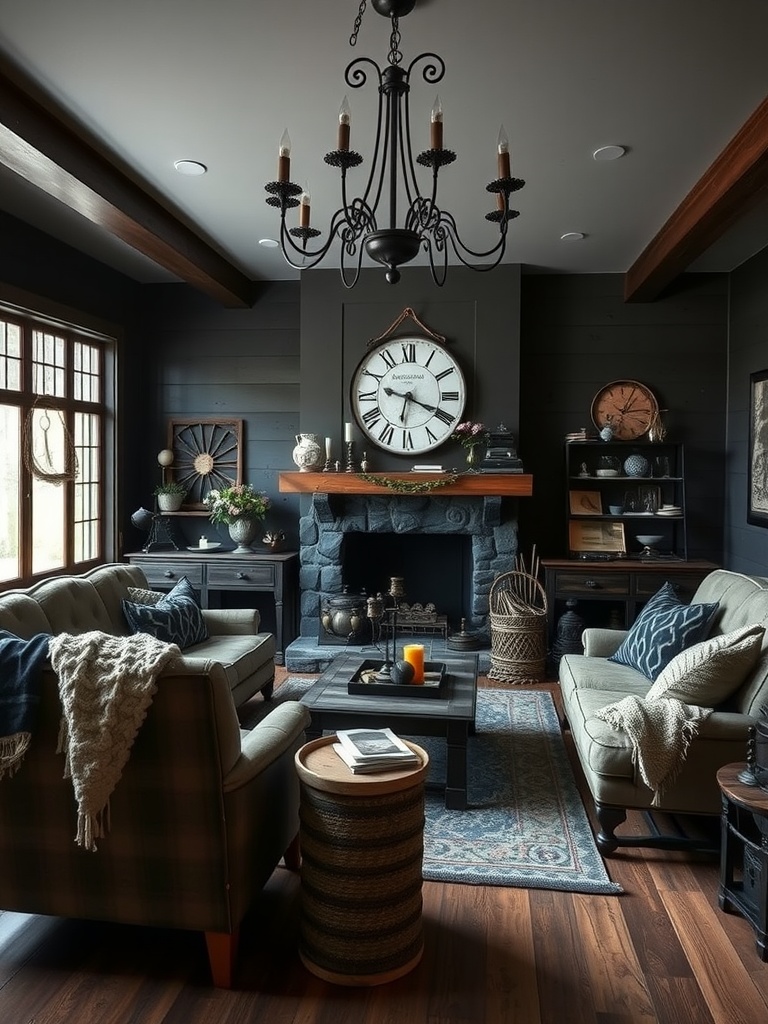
[347,660,447,698]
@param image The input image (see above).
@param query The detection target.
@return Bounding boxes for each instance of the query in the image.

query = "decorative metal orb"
[391,660,415,685]
[157,448,174,467]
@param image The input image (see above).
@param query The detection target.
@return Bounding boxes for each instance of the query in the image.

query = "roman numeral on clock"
[435,367,455,381]
[400,342,416,363]
[433,408,454,426]
[380,350,396,370]
[362,407,381,428]
[357,389,377,403]
[401,429,414,450]
[378,423,395,446]
[441,391,459,402]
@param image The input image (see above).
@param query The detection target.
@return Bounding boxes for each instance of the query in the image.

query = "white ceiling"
[0,0,766,289]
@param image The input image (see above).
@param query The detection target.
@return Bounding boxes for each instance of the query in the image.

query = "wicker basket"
[488,571,548,683]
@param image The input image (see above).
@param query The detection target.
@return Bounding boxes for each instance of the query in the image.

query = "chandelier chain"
[349,0,367,46]
[388,18,403,65]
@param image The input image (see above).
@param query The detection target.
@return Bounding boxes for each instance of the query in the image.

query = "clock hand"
[408,395,437,413]
[384,386,409,400]
[400,394,409,423]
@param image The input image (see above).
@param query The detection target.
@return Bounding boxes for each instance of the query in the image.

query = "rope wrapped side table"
[295,735,429,986]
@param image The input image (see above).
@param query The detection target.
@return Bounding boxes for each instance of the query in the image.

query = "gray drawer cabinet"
[542,558,718,652]
[125,551,298,664]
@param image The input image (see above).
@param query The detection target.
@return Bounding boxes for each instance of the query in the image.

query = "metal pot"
[321,588,369,642]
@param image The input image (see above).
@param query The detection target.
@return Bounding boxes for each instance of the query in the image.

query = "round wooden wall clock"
[350,335,467,454]
[590,380,659,441]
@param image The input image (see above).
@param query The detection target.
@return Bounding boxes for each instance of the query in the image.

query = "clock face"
[350,336,467,454]
[590,380,659,441]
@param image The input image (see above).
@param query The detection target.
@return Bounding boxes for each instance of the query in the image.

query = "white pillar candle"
[199,537,208,549]
[325,436,332,459]
[344,422,353,443]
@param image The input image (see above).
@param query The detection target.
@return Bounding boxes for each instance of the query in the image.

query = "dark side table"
[717,762,768,961]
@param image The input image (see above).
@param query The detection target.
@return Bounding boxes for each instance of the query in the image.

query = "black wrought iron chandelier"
[264,0,524,288]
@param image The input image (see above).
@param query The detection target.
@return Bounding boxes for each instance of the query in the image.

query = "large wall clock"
[350,335,467,454]
[590,380,659,441]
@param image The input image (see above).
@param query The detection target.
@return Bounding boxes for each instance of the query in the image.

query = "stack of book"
[411,464,444,473]
[333,728,420,774]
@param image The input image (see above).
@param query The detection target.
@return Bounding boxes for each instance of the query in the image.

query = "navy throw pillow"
[122,576,208,649]
[607,581,719,681]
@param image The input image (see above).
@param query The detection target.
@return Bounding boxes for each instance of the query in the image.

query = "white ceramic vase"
[292,433,323,472]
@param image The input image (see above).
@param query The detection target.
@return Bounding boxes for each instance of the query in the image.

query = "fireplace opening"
[341,532,472,627]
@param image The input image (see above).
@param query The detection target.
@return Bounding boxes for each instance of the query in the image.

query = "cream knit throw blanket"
[49,630,180,851]
[593,696,712,806]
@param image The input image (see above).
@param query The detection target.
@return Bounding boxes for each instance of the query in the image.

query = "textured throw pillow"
[122,576,208,649]
[126,586,164,606]
[646,623,765,706]
[608,582,719,681]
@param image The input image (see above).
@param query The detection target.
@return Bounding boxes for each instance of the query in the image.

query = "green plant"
[204,483,271,525]
[153,480,187,495]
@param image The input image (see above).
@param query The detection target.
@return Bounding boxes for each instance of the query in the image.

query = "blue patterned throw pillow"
[122,576,208,649]
[607,582,719,681]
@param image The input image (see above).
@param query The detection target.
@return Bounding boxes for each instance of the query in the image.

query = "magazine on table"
[334,727,420,773]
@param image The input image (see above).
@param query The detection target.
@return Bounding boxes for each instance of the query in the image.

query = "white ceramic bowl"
[636,535,664,547]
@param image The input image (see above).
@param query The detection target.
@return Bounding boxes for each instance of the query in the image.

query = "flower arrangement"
[450,421,490,450]
[204,483,271,525]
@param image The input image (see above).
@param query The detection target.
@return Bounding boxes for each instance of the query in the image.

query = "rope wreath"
[22,399,79,484]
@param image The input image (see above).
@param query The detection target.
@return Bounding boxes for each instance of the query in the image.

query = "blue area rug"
[249,680,622,895]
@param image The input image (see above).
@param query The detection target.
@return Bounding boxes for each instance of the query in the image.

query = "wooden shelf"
[278,472,533,497]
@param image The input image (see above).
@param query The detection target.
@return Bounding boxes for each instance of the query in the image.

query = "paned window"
[0,307,113,588]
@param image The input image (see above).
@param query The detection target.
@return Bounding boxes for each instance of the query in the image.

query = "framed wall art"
[568,520,626,556]
[748,369,768,527]
[569,490,603,515]
[167,419,243,510]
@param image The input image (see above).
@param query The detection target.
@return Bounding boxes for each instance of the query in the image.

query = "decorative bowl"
[635,534,664,547]
[608,505,624,515]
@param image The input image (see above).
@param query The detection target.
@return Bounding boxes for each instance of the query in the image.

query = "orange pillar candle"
[402,644,425,684]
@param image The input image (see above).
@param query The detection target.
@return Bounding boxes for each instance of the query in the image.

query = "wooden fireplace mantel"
[278,472,533,497]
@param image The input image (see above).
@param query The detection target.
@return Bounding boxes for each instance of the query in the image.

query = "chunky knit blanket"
[594,695,712,805]
[49,630,180,851]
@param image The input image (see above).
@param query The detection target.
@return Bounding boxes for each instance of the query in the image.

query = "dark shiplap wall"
[133,281,302,549]
[518,273,729,563]
[725,247,768,574]
[0,210,736,572]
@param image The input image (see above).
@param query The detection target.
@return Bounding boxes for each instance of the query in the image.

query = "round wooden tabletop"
[717,762,768,813]
[295,734,429,796]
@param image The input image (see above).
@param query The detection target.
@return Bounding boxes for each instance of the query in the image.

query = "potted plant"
[204,483,271,553]
[154,480,187,512]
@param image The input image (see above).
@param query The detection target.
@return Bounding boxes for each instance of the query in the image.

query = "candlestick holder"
[345,440,356,473]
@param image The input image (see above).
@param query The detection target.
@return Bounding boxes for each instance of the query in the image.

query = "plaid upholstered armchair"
[0,645,310,987]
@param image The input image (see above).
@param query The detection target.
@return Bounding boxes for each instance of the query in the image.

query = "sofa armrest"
[223,701,311,792]
[202,608,261,634]
[582,627,628,658]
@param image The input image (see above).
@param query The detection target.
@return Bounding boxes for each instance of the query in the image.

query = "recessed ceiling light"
[173,159,207,176]
[560,232,586,242]
[258,238,279,248]
[592,145,626,161]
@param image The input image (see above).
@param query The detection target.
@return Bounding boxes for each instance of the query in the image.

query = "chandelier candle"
[338,95,351,151]
[403,644,425,684]
[278,129,291,182]
[430,95,443,149]
[299,189,311,228]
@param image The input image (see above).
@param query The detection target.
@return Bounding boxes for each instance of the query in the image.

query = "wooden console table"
[542,558,718,651]
[125,550,298,664]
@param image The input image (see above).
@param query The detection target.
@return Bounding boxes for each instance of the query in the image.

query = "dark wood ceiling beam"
[624,96,768,302]
[0,65,256,308]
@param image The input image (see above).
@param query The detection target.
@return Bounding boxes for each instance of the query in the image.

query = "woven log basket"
[488,570,548,683]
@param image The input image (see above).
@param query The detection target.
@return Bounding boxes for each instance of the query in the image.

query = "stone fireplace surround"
[285,490,519,671]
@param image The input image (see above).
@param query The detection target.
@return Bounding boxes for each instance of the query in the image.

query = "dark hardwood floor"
[0,671,766,1024]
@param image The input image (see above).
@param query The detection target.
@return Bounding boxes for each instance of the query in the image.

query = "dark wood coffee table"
[300,651,478,810]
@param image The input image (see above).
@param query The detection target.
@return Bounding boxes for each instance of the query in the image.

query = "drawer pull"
[163,571,175,579]
[236,572,248,580]
[585,579,599,589]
